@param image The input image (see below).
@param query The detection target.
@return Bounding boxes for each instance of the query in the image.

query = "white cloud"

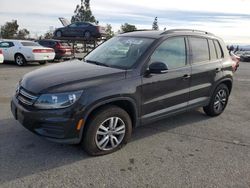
[0,0,250,43]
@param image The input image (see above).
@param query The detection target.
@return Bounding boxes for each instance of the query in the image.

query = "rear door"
[188,37,223,108]
[141,37,191,123]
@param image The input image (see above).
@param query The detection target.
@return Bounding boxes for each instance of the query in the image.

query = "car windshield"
[84,36,154,69]
[21,42,40,46]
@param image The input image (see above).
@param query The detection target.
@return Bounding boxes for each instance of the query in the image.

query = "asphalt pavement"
[0,61,250,188]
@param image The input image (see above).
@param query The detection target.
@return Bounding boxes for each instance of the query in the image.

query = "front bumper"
[11,96,83,144]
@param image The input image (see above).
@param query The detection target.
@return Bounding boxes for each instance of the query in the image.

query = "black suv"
[11,29,234,155]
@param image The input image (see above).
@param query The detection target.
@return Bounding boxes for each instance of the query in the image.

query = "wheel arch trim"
[78,97,139,142]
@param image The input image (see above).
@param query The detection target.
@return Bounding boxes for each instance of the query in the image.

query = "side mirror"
[149,62,168,74]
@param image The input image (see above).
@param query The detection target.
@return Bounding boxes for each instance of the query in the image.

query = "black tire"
[203,83,229,117]
[39,61,46,65]
[84,31,91,39]
[82,105,132,156]
[15,54,26,66]
[55,30,62,38]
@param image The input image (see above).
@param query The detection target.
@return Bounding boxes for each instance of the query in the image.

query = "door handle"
[182,74,191,80]
[215,68,221,73]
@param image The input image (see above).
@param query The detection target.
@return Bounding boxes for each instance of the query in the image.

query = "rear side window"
[150,37,186,69]
[21,42,40,46]
[208,40,217,60]
[214,40,223,59]
[189,37,209,63]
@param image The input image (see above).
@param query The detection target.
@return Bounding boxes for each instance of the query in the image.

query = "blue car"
[54,22,106,39]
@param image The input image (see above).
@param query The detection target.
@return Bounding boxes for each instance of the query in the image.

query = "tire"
[82,105,132,156]
[84,31,91,39]
[203,83,229,117]
[55,30,62,38]
[39,61,46,65]
[15,54,26,66]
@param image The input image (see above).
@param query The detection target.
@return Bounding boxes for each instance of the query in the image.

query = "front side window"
[150,37,186,69]
[69,23,77,28]
[85,37,154,69]
[0,42,14,48]
[189,37,209,63]
[0,42,10,48]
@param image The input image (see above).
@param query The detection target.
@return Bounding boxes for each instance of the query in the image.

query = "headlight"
[34,90,83,109]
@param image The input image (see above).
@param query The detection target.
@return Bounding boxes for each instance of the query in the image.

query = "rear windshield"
[21,42,40,46]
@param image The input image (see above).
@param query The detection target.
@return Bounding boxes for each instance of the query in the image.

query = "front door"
[141,37,191,123]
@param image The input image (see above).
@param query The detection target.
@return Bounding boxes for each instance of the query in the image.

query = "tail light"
[33,49,54,53]
[0,49,2,54]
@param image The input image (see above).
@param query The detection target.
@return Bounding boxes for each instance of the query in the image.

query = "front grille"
[16,87,38,106]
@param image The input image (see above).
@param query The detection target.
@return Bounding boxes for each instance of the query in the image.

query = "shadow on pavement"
[0,109,209,183]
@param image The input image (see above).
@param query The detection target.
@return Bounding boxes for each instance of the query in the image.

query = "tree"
[16,28,30,39]
[43,31,53,39]
[152,17,159,30]
[121,23,137,33]
[0,20,19,39]
[71,0,98,23]
[105,24,114,39]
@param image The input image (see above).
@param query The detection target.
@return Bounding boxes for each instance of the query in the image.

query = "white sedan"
[0,40,55,66]
[0,49,4,63]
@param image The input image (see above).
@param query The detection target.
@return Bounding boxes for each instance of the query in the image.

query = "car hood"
[21,60,126,94]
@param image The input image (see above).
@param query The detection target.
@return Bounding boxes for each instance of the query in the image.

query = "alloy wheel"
[95,117,126,151]
[213,89,227,113]
[16,55,24,66]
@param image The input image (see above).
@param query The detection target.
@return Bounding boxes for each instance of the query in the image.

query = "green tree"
[0,20,19,38]
[152,17,159,30]
[105,24,114,39]
[71,0,98,23]
[43,31,53,39]
[16,28,30,39]
[121,23,137,33]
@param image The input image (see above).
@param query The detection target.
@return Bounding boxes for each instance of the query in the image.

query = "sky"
[0,0,250,44]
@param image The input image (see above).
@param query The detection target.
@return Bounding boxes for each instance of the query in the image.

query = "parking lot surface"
[0,61,250,188]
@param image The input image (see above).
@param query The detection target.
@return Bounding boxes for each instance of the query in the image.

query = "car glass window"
[150,37,186,69]
[9,42,14,47]
[85,37,154,69]
[38,41,44,45]
[49,41,55,46]
[78,23,88,27]
[208,39,217,60]
[189,37,209,63]
[21,42,40,46]
[0,42,10,48]
[69,23,77,27]
[214,40,223,58]
[0,42,14,48]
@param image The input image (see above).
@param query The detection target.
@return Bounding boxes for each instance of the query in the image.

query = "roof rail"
[161,29,214,35]
[121,29,154,33]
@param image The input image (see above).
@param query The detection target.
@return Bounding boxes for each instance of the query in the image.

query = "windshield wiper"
[85,59,110,67]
